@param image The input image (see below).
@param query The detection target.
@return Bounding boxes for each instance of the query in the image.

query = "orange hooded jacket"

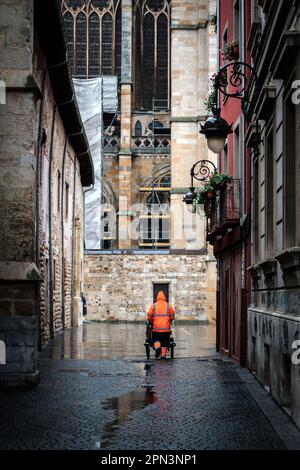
[148,291,175,333]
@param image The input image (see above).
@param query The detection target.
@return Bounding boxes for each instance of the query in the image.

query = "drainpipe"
[36,69,47,351]
[49,105,57,340]
[35,70,47,267]
[216,0,221,353]
[241,0,247,292]
[83,184,94,252]
[71,156,77,326]
[60,136,68,330]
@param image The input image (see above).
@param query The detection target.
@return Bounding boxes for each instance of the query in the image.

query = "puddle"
[100,387,156,449]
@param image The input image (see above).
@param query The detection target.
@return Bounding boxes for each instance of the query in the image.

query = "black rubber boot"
[155,348,161,359]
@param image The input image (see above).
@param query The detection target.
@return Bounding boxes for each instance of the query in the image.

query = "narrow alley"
[1,0,300,459]
[0,323,299,451]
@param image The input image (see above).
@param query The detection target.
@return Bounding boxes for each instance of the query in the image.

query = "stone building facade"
[0,0,93,384]
[246,0,300,428]
[63,0,217,323]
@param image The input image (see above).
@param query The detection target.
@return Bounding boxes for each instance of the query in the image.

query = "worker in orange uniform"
[148,291,175,359]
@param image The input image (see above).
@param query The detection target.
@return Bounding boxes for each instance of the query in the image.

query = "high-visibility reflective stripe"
[153,328,171,332]
[152,314,170,318]
[161,347,167,357]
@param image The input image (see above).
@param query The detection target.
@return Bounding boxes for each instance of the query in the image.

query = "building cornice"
[170,188,189,195]
[171,116,207,123]
[171,20,208,31]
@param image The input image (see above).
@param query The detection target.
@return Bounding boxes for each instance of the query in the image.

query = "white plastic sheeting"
[73,76,118,250]
[103,76,118,113]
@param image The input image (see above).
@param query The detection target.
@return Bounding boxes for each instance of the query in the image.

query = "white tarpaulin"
[73,77,102,250]
[103,76,118,113]
[73,76,118,249]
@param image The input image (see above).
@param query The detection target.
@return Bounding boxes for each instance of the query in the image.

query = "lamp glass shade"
[186,203,196,214]
[207,135,226,154]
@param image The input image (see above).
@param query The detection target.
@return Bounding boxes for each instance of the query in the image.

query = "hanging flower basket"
[222,41,239,61]
[209,172,232,191]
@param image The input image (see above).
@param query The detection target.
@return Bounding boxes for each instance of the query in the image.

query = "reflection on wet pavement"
[40,322,216,360]
[101,386,156,448]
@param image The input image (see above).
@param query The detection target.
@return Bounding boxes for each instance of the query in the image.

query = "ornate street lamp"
[200,61,257,154]
[183,159,217,212]
[200,108,232,154]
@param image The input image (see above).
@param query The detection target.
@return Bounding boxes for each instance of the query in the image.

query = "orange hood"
[157,291,166,302]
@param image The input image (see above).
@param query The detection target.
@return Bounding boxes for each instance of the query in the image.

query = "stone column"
[118,0,132,249]
[0,0,40,385]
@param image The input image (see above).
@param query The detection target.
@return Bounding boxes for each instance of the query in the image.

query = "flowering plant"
[204,74,217,113]
[222,41,239,61]
[209,172,231,189]
[192,173,232,212]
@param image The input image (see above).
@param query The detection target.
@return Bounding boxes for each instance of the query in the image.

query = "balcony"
[103,135,120,154]
[206,179,241,242]
[131,135,171,155]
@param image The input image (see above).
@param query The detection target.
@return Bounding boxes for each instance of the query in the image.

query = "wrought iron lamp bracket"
[214,61,257,121]
[190,159,217,186]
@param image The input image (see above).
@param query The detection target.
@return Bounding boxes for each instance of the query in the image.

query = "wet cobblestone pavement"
[0,323,299,450]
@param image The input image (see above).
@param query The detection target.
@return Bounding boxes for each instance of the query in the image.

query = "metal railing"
[208,178,241,238]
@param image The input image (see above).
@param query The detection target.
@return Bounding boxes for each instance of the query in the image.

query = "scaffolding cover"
[73,76,118,249]
[103,76,118,113]
[73,77,102,250]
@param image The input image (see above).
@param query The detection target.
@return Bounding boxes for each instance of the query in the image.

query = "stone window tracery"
[61,0,121,78]
[133,0,171,110]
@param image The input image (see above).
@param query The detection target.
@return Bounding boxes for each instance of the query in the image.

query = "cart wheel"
[170,345,174,359]
[145,343,150,359]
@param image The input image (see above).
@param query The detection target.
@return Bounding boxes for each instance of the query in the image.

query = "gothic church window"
[135,120,142,136]
[133,0,171,110]
[62,0,121,78]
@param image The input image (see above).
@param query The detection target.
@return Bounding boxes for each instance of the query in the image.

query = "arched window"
[133,0,171,110]
[89,12,100,77]
[135,120,142,137]
[102,13,113,75]
[75,12,87,78]
[62,0,122,78]
[64,12,74,73]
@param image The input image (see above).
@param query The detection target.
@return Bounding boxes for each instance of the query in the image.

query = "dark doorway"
[153,283,169,302]
[224,270,230,352]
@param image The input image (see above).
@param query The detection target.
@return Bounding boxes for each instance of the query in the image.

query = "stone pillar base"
[0,316,39,387]
[0,371,40,387]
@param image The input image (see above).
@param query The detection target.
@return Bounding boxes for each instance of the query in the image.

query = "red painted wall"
[216,0,252,364]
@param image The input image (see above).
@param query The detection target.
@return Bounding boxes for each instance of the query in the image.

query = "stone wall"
[84,253,215,324]
[0,0,86,384]
[0,317,39,385]
[248,309,300,429]
[91,0,217,322]
[32,42,85,345]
